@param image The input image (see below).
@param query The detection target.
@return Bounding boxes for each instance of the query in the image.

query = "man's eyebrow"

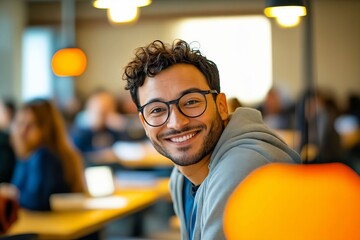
[181,88,203,95]
[145,97,164,105]
[144,88,204,105]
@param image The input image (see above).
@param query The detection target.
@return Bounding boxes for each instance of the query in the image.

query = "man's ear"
[216,93,229,121]
[138,112,149,137]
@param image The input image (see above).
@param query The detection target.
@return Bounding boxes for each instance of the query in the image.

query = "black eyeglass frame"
[138,89,218,127]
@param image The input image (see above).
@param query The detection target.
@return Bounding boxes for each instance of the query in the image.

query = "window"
[22,27,54,101]
[174,16,272,106]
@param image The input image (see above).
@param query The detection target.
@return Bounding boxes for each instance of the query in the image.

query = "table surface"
[5,178,170,240]
[119,152,174,169]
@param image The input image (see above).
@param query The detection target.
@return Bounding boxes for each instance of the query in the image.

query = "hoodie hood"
[209,107,301,169]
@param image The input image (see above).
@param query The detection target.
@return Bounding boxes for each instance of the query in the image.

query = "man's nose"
[166,105,190,129]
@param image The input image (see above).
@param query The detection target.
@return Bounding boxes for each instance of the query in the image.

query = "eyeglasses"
[138,89,218,127]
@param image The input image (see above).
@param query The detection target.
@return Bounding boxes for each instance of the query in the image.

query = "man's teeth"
[170,133,196,143]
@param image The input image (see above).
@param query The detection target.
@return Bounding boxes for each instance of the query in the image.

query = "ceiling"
[26,0,267,25]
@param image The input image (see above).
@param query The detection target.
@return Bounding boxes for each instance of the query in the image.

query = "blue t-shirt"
[182,177,199,240]
[11,147,70,211]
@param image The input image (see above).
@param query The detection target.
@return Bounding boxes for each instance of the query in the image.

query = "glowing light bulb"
[276,14,301,27]
[264,6,306,27]
[107,2,139,23]
[93,0,152,8]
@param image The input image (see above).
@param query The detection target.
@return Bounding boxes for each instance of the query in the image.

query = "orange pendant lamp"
[51,48,87,77]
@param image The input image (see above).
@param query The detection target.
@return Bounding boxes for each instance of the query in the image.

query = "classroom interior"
[1,0,360,239]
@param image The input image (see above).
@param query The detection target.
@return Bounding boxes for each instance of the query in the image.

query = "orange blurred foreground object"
[52,48,87,77]
[224,162,360,240]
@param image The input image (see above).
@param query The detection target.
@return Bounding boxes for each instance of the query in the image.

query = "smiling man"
[123,39,301,240]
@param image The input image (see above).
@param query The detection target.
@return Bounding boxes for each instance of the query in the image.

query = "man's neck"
[177,156,211,186]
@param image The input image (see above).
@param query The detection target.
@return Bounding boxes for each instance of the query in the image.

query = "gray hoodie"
[169,107,301,240]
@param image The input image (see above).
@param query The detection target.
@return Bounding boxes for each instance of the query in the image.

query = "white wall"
[0,0,26,102]
[74,0,360,109]
[314,1,360,108]
[75,18,181,98]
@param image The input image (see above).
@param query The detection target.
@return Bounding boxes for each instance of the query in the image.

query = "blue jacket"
[11,147,70,211]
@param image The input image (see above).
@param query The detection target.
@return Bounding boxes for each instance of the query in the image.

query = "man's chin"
[174,162,197,167]
[152,141,200,166]
[171,155,201,167]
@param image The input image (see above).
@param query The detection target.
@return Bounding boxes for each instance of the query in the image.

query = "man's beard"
[150,112,224,166]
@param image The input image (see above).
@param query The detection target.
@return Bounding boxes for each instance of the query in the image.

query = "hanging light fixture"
[93,0,152,8]
[51,0,87,78]
[107,1,139,23]
[134,0,152,7]
[93,0,152,24]
[264,0,307,27]
[52,48,87,77]
[93,0,112,9]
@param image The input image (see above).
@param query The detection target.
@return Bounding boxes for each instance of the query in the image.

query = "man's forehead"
[138,67,209,104]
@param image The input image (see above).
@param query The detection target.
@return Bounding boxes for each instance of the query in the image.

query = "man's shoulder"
[230,107,262,121]
[211,147,269,174]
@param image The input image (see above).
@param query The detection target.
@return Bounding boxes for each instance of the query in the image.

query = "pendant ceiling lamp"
[93,0,152,8]
[264,0,307,27]
[52,48,87,77]
[51,0,87,77]
[93,0,152,24]
[107,1,139,24]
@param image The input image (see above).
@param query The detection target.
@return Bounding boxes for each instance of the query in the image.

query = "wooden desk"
[119,152,174,169]
[114,141,174,169]
[6,179,170,240]
[88,142,174,169]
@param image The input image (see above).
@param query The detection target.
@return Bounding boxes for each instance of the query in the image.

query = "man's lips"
[164,130,200,143]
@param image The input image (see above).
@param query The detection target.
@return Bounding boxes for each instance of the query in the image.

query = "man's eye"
[186,99,198,105]
[184,98,203,107]
[149,107,167,115]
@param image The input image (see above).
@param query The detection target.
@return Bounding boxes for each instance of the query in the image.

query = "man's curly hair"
[122,39,220,108]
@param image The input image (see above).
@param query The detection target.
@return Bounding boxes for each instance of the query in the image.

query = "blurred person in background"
[0,131,16,184]
[1,90,18,233]
[71,90,125,164]
[335,93,360,175]
[0,98,16,183]
[117,92,147,141]
[71,89,147,166]
[343,93,360,123]
[0,98,16,132]
[0,98,87,211]
[227,97,242,113]
[296,88,342,163]
[258,86,295,130]
[59,95,84,130]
